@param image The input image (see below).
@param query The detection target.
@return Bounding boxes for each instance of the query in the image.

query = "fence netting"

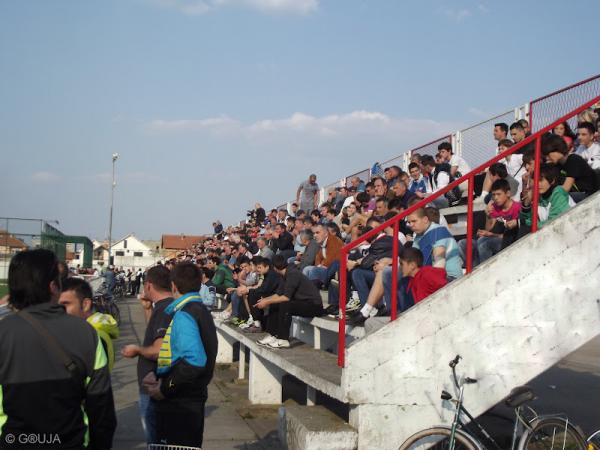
[531,75,600,133]
[460,110,515,169]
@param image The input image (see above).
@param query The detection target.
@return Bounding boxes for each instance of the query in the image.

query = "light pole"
[107,153,119,266]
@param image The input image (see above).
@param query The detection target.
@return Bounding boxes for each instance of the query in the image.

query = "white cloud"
[151,0,318,15]
[145,110,462,145]
[31,171,61,183]
[438,7,472,22]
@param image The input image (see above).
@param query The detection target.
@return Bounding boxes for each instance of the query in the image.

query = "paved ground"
[111,295,600,449]
[112,296,283,450]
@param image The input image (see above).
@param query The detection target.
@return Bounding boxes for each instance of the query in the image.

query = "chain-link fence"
[0,218,53,293]
[345,168,370,187]
[460,110,515,169]
[530,74,600,133]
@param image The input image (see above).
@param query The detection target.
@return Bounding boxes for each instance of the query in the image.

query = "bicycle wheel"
[108,302,121,325]
[588,429,600,450]
[399,427,481,450]
[520,418,587,450]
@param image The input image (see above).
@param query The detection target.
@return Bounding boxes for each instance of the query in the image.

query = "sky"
[1,0,599,240]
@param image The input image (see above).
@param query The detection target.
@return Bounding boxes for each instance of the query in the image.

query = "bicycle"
[93,293,121,326]
[399,355,587,450]
[587,430,600,449]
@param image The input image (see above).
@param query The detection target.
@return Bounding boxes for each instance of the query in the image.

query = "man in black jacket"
[273,223,295,261]
[0,249,116,450]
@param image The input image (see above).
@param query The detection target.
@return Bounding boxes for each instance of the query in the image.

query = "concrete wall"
[342,192,600,450]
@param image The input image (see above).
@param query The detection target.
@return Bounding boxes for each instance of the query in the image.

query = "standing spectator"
[296,174,320,214]
[254,203,266,224]
[213,220,224,235]
[256,255,324,349]
[493,123,509,141]
[144,262,217,449]
[121,265,174,444]
[59,277,120,372]
[574,122,600,169]
[0,249,116,449]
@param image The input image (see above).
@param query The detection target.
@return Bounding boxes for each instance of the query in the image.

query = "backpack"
[434,163,462,206]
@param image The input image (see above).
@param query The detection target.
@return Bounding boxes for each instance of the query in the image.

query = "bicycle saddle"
[504,385,535,408]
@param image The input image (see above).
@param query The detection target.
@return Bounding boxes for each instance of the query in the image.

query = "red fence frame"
[337,94,600,367]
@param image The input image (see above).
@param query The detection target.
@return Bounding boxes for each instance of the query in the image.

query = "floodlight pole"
[107,153,119,266]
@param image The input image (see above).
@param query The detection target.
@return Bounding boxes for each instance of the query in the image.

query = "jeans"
[139,391,157,444]
[302,266,328,284]
[350,268,376,306]
[382,267,412,313]
[429,196,449,209]
[231,292,242,318]
[459,236,502,267]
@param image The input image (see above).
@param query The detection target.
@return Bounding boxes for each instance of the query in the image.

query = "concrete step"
[279,401,358,450]
[215,321,345,403]
[292,316,364,354]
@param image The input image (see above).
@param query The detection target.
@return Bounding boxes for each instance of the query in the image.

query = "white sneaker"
[346,297,361,312]
[212,310,231,321]
[258,335,276,346]
[238,317,255,329]
[268,339,290,349]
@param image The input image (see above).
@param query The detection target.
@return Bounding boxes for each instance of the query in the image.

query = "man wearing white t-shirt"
[438,142,471,178]
[575,122,600,170]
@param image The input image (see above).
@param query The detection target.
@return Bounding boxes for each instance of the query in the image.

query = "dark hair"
[554,121,577,140]
[272,254,288,270]
[494,123,509,134]
[489,162,508,178]
[437,142,452,152]
[254,256,271,268]
[170,262,202,294]
[401,246,424,267]
[310,210,320,218]
[540,163,561,185]
[208,255,221,265]
[303,217,315,226]
[326,207,336,216]
[275,222,286,230]
[497,138,513,148]
[375,196,388,205]
[424,206,440,224]
[145,265,171,291]
[421,155,436,168]
[522,149,535,165]
[199,267,214,280]
[236,256,250,266]
[510,122,524,131]
[366,216,382,228]
[388,197,404,211]
[490,179,511,193]
[8,249,60,310]
[61,277,93,303]
[326,222,342,238]
[578,121,597,134]
[541,133,568,156]
[355,192,371,204]
[408,162,420,171]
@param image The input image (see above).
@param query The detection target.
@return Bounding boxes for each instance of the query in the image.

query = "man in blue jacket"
[143,262,217,448]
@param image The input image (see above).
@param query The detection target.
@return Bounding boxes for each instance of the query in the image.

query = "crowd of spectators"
[163,107,599,339]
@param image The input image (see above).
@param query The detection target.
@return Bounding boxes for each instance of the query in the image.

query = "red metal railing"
[337,94,600,367]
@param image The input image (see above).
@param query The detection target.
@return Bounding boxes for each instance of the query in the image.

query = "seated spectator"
[348,247,447,329]
[390,179,416,209]
[236,257,282,332]
[519,163,575,237]
[206,256,235,295]
[421,155,461,208]
[574,122,600,169]
[553,121,577,142]
[302,224,343,286]
[256,255,324,349]
[542,133,598,202]
[345,193,372,241]
[478,139,524,202]
[323,206,337,225]
[373,196,390,222]
[288,202,299,218]
[484,162,520,202]
[510,121,533,154]
[350,176,366,192]
[298,229,320,271]
[255,237,274,260]
[407,162,428,198]
[198,267,216,307]
[406,207,462,280]
[273,223,295,260]
[438,141,471,179]
[459,179,521,267]
[493,122,509,141]
[327,222,343,240]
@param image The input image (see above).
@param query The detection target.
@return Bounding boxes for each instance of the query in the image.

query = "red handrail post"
[390,221,399,321]
[532,137,542,233]
[466,175,475,274]
[337,249,348,367]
